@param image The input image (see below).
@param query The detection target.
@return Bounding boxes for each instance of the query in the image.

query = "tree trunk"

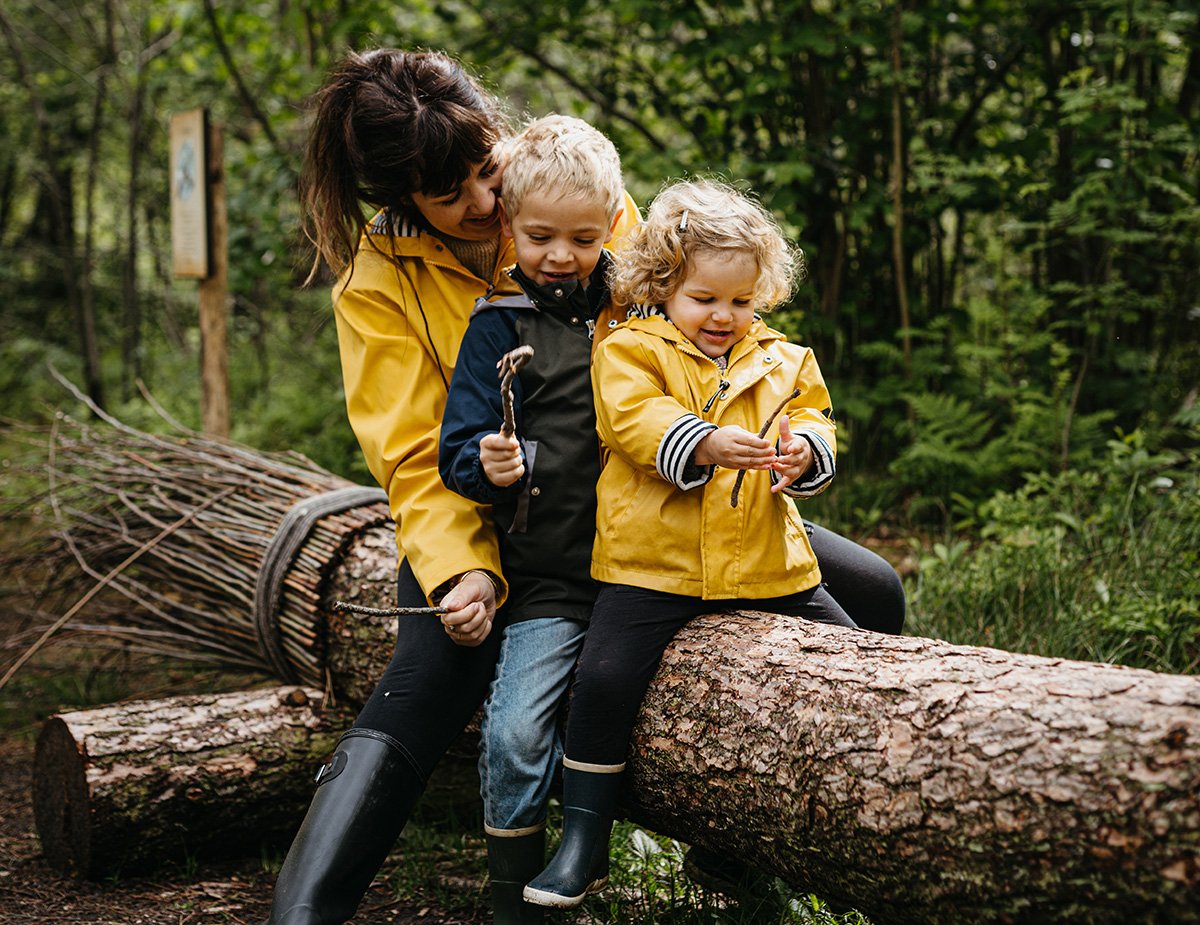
[624,613,1200,924]
[32,686,352,878]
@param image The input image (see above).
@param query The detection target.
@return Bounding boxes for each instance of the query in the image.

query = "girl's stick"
[730,387,802,508]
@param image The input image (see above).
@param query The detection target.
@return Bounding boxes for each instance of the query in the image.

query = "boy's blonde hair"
[499,114,624,221]
[609,179,804,311]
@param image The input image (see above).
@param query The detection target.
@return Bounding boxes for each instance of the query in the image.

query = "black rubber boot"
[264,730,425,925]
[522,762,623,909]
[485,829,546,924]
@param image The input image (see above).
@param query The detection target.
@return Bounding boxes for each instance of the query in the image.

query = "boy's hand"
[695,426,777,470]
[480,433,524,487]
[770,417,814,492]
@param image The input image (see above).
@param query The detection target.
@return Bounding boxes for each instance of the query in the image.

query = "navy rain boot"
[522,760,623,909]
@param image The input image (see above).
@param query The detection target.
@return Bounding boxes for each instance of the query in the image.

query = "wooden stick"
[730,387,802,508]
[497,345,534,437]
[332,601,447,617]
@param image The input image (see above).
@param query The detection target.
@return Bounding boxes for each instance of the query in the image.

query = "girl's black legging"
[565,582,857,766]
[351,558,503,782]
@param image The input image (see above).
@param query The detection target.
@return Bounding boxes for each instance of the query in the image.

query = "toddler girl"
[523,178,857,908]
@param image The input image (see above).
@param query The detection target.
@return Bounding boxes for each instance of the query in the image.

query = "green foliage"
[584,824,870,924]
[909,427,1200,673]
[1,0,1197,512]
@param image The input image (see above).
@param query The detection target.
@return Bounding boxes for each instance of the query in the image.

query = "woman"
[266,47,904,925]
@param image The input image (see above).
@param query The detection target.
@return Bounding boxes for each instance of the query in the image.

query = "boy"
[438,114,626,924]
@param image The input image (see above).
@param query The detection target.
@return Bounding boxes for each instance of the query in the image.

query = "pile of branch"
[3,408,389,685]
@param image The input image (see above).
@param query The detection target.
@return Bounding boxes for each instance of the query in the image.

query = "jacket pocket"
[598,465,650,543]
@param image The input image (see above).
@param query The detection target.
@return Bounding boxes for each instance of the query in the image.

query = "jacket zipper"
[702,357,731,412]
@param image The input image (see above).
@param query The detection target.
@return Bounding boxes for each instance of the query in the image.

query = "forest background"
[0,1,1197,921]
[1,0,1198,669]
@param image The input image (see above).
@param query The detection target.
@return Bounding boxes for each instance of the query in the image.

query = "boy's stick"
[730,387,802,508]
[332,601,447,617]
[497,345,535,437]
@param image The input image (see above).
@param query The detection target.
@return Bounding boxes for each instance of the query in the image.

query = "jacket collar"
[505,249,614,321]
[361,209,512,284]
[626,313,784,361]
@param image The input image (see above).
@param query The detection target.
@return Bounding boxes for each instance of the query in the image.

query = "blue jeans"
[479,616,587,834]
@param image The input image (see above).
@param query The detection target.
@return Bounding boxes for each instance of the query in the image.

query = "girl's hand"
[770,417,814,492]
[439,570,497,646]
[695,426,777,470]
[480,433,524,487]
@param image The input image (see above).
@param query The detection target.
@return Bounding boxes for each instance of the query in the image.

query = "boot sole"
[522,877,607,909]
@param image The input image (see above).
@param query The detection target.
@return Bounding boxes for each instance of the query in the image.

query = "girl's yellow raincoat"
[590,314,837,600]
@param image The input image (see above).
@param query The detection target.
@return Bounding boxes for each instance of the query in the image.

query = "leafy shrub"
[908,428,1200,674]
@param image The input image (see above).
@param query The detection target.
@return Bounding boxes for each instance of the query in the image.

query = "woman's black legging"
[806,521,906,635]
[351,559,502,782]
[565,582,857,766]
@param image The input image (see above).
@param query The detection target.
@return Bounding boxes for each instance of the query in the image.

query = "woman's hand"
[480,433,525,487]
[438,570,497,646]
[770,417,814,492]
[694,426,777,470]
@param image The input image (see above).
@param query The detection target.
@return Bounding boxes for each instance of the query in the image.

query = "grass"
[906,431,1200,675]
[365,764,871,925]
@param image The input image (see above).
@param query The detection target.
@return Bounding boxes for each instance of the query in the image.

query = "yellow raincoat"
[590,314,836,600]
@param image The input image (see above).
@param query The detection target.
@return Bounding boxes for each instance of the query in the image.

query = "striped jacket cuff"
[780,431,836,498]
[656,414,718,490]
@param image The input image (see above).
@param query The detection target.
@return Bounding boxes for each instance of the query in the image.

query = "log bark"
[32,686,352,878]
[625,614,1200,924]
[34,523,1200,920]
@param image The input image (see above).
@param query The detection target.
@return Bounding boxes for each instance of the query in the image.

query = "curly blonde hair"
[609,179,804,312]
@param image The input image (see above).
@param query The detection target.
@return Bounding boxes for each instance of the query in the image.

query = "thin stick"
[730,387,802,509]
[0,487,235,690]
[332,601,447,617]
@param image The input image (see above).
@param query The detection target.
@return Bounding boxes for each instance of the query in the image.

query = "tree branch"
[200,0,281,155]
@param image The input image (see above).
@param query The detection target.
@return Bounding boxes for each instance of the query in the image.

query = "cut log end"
[33,717,94,877]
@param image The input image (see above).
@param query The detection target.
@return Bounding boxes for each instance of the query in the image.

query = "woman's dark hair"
[299,48,508,283]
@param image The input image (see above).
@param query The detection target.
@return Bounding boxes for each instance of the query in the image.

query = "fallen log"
[18,418,1200,919]
[32,686,352,878]
[627,614,1200,924]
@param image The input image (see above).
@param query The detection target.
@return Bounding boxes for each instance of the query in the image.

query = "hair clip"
[678,210,689,232]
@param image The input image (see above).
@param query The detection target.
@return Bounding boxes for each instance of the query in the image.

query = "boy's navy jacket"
[438,254,615,624]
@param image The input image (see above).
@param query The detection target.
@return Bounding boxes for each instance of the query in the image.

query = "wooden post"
[198,121,229,437]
